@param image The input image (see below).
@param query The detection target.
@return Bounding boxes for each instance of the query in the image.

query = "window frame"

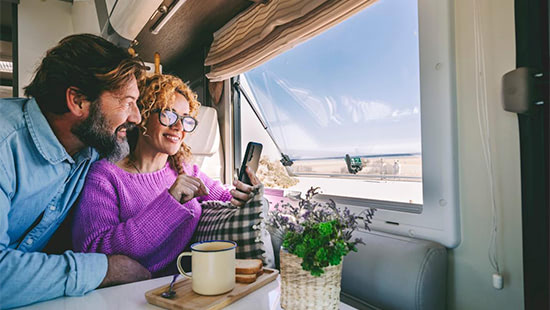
[234,0,459,248]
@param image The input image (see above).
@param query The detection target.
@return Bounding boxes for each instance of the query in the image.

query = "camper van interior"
[0,0,548,309]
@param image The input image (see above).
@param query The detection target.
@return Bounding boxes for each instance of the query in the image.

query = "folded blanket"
[194,184,273,266]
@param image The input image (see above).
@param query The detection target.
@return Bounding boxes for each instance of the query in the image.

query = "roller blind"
[205,0,377,82]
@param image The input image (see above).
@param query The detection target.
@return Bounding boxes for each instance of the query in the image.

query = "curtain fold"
[205,0,377,82]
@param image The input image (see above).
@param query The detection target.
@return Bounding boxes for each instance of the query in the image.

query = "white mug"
[177,240,237,295]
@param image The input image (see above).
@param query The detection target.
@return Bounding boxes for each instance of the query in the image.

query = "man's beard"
[72,102,134,162]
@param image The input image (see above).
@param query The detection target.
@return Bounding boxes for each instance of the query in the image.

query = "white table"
[18,275,357,310]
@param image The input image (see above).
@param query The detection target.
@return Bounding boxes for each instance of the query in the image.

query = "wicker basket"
[280,249,343,310]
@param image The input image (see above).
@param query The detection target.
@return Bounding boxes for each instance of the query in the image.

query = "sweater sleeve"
[72,171,198,267]
[190,164,232,203]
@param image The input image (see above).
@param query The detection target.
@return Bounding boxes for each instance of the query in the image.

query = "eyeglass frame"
[152,108,198,132]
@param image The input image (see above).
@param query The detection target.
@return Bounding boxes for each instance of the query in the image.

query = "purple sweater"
[72,159,232,275]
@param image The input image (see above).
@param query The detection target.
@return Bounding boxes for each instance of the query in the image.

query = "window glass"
[241,0,423,204]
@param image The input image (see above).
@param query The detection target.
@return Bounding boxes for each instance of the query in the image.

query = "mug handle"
[177,252,193,279]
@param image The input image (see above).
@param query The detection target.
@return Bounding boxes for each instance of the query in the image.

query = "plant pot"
[279,249,343,310]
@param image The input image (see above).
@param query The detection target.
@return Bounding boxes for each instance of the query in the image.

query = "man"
[0,34,151,309]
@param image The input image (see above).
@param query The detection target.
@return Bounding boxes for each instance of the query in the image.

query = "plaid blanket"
[194,184,267,262]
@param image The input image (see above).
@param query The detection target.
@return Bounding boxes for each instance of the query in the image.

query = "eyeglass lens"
[159,110,197,132]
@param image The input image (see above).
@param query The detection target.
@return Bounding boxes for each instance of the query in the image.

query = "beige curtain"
[205,0,378,82]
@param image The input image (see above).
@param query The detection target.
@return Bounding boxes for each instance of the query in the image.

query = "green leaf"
[329,255,342,266]
[295,244,306,257]
[315,248,328,261]
[318,222,333,236]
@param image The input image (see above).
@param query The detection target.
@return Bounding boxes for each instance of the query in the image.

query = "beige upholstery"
[184,106,219,156]
[183,106,223,179]
[341,230,447,310]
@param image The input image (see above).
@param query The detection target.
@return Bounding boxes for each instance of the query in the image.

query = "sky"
[243,0,422,160]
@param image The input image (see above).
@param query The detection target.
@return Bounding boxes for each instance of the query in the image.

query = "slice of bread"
[235,259,263,274]
[256,268,264,277]
[236,273,257,284]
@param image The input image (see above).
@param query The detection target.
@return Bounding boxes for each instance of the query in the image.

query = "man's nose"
[128,103,141,124]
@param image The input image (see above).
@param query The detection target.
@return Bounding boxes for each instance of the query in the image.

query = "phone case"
[239,142,263,185]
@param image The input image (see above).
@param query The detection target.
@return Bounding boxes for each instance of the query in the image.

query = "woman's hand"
[169,174,209,204]
[230,167,262,206]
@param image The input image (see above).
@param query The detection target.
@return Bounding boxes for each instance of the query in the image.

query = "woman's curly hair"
[137,74,201,174]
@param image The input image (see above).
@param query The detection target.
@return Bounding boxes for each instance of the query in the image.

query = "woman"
[72,74,260,276]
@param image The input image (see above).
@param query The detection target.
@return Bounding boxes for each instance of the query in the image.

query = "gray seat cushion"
[341,230,447,310]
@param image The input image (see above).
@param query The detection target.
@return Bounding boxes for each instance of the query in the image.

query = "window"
[237,0,459,247]
[240,0,422,205]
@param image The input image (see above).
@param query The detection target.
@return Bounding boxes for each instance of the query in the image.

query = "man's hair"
[24,33,145,114]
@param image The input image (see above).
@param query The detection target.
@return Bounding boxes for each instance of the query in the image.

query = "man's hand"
[98,255,151,288]
[169,174,209,204]
[231,167,262,206]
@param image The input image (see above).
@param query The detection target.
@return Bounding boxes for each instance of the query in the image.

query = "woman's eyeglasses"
[153,109,198,132]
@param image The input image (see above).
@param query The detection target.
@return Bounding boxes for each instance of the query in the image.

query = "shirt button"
[26,238,34,245]
[49,205,56,211]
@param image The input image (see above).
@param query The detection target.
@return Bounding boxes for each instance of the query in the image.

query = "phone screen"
[238,142,263,185]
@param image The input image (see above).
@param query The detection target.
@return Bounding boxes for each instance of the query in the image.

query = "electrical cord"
[473,0,501,280]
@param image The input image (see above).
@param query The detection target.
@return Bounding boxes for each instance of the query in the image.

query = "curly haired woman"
[72,74,262,276]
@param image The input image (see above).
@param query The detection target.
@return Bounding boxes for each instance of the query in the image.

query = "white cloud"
[391,107,419,118]
[276,79,330,127]
[273,79,419,126]
[341,96,393,122]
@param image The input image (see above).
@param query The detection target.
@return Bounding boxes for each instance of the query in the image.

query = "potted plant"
[265,187,375,310]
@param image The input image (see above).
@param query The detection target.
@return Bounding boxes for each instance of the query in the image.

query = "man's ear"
[66,87,89,117]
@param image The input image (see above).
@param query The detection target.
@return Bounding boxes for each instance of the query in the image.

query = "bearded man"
[0,34,151,309]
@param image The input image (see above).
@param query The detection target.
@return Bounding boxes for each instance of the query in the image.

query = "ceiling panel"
[135,0,252,69]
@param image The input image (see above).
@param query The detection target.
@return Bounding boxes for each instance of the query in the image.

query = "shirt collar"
[74,145,96,164]
[24,98,75,164]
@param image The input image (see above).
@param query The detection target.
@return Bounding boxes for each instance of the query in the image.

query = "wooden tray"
[145,268,279,310]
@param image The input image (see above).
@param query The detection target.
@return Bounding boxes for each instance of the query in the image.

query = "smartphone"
[238,142,263,185]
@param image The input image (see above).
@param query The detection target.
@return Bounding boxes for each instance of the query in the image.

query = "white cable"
[475,0,500,274]
[473,0,501,275]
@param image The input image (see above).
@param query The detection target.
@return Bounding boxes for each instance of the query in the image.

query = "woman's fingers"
[233,179,253,193]
[230,169,262,205]
[230,197,245,207]
[182,177,209,198]
[230,188,250,201]
[180,187,195,203]
[169,175,210,203]
[194,177,209,197]
[178,176,206,194]
[177,175,201,188]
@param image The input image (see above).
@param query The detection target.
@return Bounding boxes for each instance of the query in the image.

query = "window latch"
[280,153,293,166]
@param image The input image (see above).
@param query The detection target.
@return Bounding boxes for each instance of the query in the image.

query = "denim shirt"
[0,98,107,309]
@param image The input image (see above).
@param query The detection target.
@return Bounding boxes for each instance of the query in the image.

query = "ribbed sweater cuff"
[216,187,233,202]
[202,184,232,202]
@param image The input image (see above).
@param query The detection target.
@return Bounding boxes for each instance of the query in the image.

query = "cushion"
[194,184,274,267]
[341,230,447,310]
